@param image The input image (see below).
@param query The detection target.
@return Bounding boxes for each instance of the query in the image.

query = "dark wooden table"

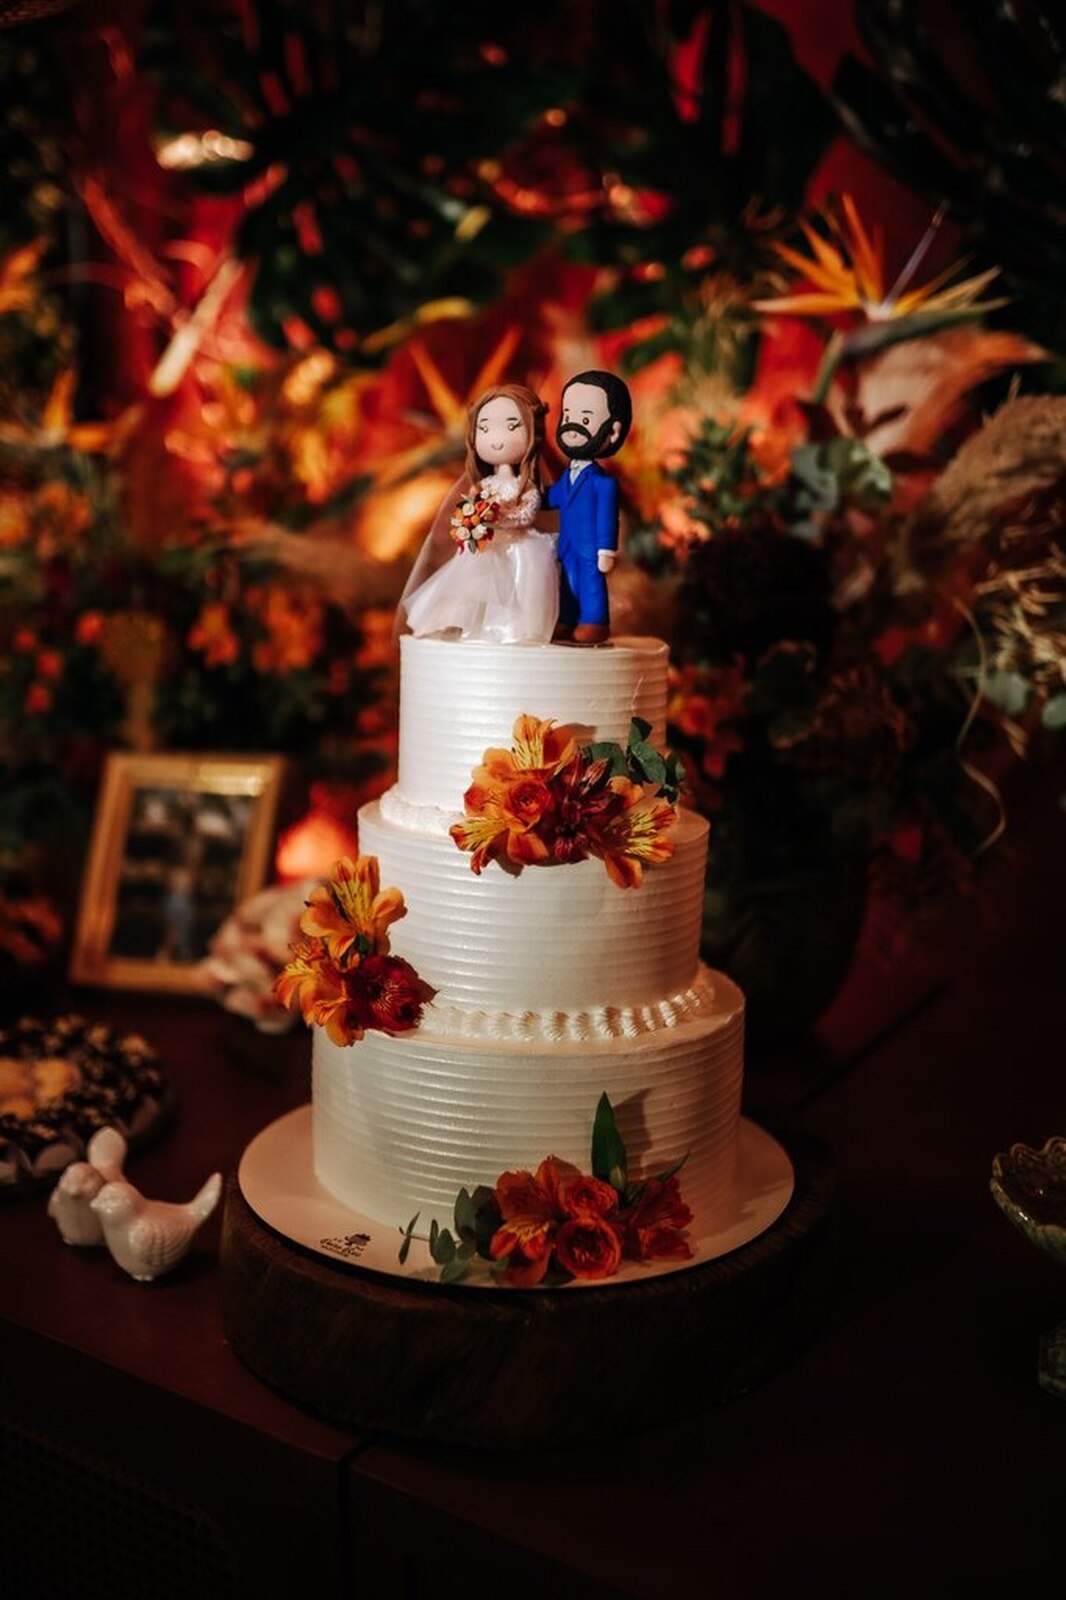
[2,773,1062,1599]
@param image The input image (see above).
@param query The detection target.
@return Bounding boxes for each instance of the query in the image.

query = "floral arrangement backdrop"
[1,0,1063,1034]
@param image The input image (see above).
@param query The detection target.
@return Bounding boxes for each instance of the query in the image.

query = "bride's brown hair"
[463,383,547,497]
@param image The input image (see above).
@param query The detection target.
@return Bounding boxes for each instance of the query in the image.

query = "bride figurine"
[399,383,558,644]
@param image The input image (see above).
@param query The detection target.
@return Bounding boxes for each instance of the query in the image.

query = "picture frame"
[71,752,286,993]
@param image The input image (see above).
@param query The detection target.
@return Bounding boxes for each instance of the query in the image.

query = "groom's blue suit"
[543,462,619,629]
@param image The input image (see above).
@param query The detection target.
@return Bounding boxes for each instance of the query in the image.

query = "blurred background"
[2,0,1063,1040]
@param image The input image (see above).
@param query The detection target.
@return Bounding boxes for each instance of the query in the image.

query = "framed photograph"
[71,752,286,993]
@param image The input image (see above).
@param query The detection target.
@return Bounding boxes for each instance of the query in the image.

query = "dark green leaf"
[591,1092,628,1195]
[398,1213,419,1266]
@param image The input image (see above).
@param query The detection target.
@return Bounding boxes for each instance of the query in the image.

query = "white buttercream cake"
[312,634,744,1229]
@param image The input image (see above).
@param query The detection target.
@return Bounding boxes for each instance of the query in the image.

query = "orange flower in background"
[754,195,1004,326]
[0,494,29,550]
[75,612,105,646]
[35,650,63,682]
[30,481,92,551]
[24,683,52,715]
[299,854,405,964]
[0,238,44,317]
[250,583,324,673]
[187,600,239,666]
[668,661,749,782]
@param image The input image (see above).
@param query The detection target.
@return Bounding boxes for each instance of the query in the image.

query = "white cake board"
[238,1105,795,1290]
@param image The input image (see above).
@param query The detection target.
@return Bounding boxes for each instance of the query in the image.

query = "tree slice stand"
[220,1115,834,1449]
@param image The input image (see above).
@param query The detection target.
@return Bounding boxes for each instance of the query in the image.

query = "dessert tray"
[238,1103,795,1289]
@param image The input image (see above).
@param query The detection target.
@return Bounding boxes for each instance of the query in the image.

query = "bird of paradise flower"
[753,195,1006,401]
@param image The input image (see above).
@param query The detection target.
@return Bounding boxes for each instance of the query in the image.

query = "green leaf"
[651,1152,689,1184]
[583,739,629,778]
[428,1218,439,1254]
[629,717,652,744]
[591,1092,628,1195]
[439,1256,471,1284]
[1042,694,1066,730]
[398,1213,419,1266]
[631,740,668,789]
[430,1227,457,1265]
[454,1186,476,1239]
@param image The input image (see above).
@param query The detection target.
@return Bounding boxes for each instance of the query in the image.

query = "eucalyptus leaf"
[631,742,668,788]
[431,1227,457,1265]
[398,1213,419,1266]
[454,1187,476,1239]
[439,1256,471,1284]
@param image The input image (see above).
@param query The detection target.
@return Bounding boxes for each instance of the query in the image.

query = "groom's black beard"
[556,414,617,461]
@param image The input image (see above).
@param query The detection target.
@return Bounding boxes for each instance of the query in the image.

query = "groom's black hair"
[562,370,632,457]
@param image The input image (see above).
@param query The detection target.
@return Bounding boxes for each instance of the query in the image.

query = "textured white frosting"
[312,968,744,1224]
[396,634,669,812]
[358,801,708,1015]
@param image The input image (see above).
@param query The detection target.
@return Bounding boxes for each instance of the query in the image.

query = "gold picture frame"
[71,752,286,993]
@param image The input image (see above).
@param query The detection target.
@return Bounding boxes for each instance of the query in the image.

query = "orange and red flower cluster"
[274,855,433,1046]
[449,492,500,554]
[449,713,678,889]
[488,1154,693,1286]
[403,1092,694,1289]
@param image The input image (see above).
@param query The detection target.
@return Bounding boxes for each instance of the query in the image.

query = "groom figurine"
[545,370,632,645]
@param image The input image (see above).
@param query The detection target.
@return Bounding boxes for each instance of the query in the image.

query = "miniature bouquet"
[449,493,501,554]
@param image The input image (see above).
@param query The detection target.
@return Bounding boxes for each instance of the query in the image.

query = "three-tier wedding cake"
[310,634,745,1240]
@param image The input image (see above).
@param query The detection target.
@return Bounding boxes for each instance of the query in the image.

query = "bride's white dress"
[402,475,558,644]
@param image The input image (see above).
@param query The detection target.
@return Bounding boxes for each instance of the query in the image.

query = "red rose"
[561,1174,618,1220]
[351,954,433,1034]
[501,776,553,830]
[554,1216,623,1280]
[620,1174,693,1262]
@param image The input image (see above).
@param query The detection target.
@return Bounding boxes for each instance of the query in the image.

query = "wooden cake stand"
[221,1108,833,1449]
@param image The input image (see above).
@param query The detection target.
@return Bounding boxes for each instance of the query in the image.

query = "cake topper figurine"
[545,370,632,646]
[399,383,557,644]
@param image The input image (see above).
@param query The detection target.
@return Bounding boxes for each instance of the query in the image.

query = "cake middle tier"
[358,799,709,1018]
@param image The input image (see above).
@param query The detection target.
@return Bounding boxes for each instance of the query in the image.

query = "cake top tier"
[395,635,669,816]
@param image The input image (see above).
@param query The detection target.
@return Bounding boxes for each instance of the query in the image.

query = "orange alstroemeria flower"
[274,938,354,1043]
[449,806,511,876]
[490,1156,583,1284]
[187,601,240,667]
[591,779,677,889]
[476,713,578,788]
[299,854,406,964]
[273,936,332,1015]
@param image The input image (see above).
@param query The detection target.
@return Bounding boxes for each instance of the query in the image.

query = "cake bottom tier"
[312,967,744,1227]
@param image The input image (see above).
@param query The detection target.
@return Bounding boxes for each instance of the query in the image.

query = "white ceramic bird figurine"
[90,1170,222,1282]
[47,1127,129,1247]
